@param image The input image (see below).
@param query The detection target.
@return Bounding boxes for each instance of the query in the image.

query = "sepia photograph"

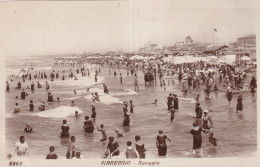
[0,0,259,167]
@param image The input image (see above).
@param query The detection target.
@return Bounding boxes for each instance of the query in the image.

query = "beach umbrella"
[210,56,218,60]
[240,56,251,61]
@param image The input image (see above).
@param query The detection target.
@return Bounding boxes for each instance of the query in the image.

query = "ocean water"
[5,56,257,158]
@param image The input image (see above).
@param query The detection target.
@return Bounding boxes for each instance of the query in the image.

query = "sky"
[0,0,259,57]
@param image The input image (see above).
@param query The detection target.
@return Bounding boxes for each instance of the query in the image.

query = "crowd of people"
[6,55,257,159]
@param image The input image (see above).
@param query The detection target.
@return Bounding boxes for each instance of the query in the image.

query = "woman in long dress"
[156,130,171,156]
[236,94,243,113]
[60,119,70,138]
[135,135,146,159]
[190,121,202,153]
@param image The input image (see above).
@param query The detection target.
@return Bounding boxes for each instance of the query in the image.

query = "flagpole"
[213,30,215,47]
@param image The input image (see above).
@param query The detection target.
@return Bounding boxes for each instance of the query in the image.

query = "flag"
[214,28,217,31]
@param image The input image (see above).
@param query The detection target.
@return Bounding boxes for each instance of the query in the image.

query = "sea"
[5,55,257,158]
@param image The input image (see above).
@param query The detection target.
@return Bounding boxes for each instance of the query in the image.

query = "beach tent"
[225,55,236,65]
[210,56,218,60]
[240,56,251,61]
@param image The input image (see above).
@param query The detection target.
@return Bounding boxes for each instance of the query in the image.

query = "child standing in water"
[129,100,134,113]
[97,124,107,141]
[46,146,58,159]
[14,103,20,113]
[66,136,76,159]
[122,141,139,159]
[75,111,81,119]
[15,136,28,156]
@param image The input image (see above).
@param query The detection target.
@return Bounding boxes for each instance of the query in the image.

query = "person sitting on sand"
[24,123,33,133]
[97,124,107,141]
[46,146,58,159]
[14,103,20,113]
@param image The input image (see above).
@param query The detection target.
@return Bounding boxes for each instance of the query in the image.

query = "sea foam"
[33,106,83,118]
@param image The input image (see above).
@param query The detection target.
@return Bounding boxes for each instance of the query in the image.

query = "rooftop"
[237,34,256,39]
[204,45,228,51]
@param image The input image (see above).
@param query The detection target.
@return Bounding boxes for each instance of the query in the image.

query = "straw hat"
[204,109,209,113]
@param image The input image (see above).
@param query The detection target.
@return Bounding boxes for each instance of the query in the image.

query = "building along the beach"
[237,34,256,61]
[204,45,228,56]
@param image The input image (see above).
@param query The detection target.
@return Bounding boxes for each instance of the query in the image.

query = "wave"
[110,89,138,96]
[83,88,122,104]
[52,73,104,88]
[34,66,53,71]
[32,106,83,118]
[178,97,196,103]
